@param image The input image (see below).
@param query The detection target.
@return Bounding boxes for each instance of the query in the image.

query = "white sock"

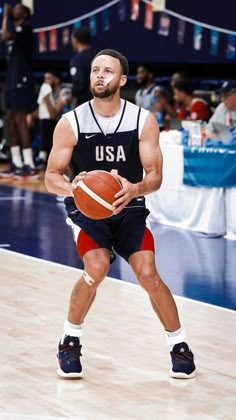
[22,148,35,168]
[11,146,23,168]
[39,151,47,161]
[61,319,84,344]
[166,326,186,350]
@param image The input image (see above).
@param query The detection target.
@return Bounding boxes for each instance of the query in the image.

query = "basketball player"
[45,49,196,379]
[0,3,37,179]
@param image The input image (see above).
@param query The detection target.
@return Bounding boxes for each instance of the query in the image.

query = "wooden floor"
[1,249,236,420]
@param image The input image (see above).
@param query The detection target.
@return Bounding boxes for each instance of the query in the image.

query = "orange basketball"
[73,170,122,219]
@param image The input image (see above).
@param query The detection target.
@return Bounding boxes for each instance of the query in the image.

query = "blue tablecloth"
[183,146,236,188]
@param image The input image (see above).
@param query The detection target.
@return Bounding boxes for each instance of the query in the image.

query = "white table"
[146,142,236,239]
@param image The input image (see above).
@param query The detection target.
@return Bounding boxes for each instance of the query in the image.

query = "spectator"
[173,80,210,122]
[170,70,191,91]
[205,80,236,143]
[70,26,96,107]
[152,86,176,130]
[134,64,159,111]
[28,70,72,169]
[0,3,37,179]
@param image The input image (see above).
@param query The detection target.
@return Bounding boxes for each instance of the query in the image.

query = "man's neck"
[92,96,122,117]
[14,18,25,27]
[77,44,90,53]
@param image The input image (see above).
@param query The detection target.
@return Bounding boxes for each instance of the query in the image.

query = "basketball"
[73,170,122,219]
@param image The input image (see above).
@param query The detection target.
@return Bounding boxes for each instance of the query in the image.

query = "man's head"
[44,71,62,88]
[90,49,128,99]
[136,64,154,88]
[170,71,190,89]
[71,26,91,51]
[173,80,194,103]
[218,80,236,110]
[12,3,31,22]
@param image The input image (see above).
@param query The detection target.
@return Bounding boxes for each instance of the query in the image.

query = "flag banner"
[131,0,139,21]
[144,3,154,30]
[118,0,126,22]
[158,13,170,36]
[62,28,70,46]
[49,28,57,51]
[183,146,236,188]
[38,30,47,53]
[73,20,81,29]
[153,0,166,11]
[102,8,110,31]
[89,15,96,36]
[210,30,219,56]
[193,24,203,50]
[177,19,186,44]
[226,34,236,59]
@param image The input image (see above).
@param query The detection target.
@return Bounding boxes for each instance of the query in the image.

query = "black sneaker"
[14,165,39,180]
[35,157,47,171]
[57,335,83,378]
[170,342,196,379]
[0,164,18,178]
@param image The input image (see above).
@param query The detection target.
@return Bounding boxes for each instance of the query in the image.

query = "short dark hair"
[72,26,91,45]
[92,49,129,76]
[47,69,62,80]
[137,63,154,75]
[174,80,194,95]
[22,5,31,20]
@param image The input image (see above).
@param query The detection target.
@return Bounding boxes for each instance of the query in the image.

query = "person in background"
[152,86,176,130]
[205,80,236,144]
[173,80,210,122]
[27,70,72,169]
[0,2,37,179]
[70,26,96,107]
[134,64,159,111]
[170,71,191,91]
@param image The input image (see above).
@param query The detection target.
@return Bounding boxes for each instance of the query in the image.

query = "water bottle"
[181,128,189,146]
[229,127,236,145]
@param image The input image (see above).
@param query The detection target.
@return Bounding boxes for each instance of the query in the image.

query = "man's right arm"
[1,4,14,41]
[45,117,77,197]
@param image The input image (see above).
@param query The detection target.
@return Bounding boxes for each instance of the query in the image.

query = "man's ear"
[120,75,127,87]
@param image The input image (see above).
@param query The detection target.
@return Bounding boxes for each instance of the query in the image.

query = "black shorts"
[5,88,36,112]
[65,197,155,262]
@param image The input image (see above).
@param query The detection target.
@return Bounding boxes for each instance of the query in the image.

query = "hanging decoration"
[118,0,126,23]
[177,19,186,44]
[158,13,170,36]
[25,0,236,59]
[38,30,47,53]
[144,3,154,30]
[193,24,203,51]
[131,0,140,21]
[210,30,219,56]
[226,35,236,60]
[49,28,57,51]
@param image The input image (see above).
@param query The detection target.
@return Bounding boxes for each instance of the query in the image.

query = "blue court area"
[1,184,236,310]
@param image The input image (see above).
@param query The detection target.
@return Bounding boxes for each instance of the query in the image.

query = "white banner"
[22,0,34,14]
[152,0,166,11]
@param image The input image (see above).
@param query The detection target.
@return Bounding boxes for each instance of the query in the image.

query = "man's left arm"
[113,112,163,214]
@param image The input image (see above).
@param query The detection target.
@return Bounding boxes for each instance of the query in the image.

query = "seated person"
[134,64,159,111]
[152,86,176,130]
[205,80,236,143]
[173,80,210,122]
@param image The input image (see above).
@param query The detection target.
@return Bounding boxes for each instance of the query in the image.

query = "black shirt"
[5,22,34,91]
[69,48,96,106]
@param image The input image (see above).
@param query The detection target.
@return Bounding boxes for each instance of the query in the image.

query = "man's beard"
[90,84,119,98]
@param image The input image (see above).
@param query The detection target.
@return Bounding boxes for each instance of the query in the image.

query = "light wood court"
[0,249,236,420]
